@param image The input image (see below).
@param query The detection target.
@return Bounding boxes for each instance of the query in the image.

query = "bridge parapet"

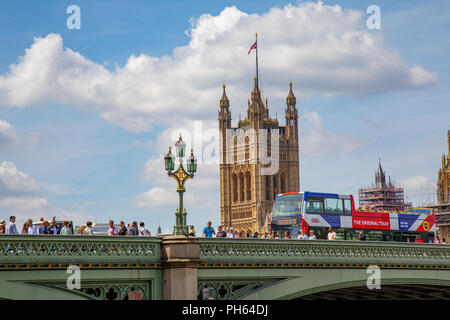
[198,239,450,267]
[0,235,161,266]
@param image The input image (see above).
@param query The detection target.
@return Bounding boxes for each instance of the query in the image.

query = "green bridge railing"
[1,235,449,268]
[198,238,450,267]
[0,235,161,265]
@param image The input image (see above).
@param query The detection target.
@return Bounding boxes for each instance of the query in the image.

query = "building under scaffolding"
[358,161,412,212]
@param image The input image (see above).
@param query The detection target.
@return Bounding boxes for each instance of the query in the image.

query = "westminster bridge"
[0,235,449,300]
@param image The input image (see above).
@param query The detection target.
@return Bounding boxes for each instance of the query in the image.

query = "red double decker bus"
[270,191,435,242]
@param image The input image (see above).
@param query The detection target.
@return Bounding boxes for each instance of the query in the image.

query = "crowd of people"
[0,216,151,237]
[196,221,446,243]
[197,221,325,240]
[1,216,446,243]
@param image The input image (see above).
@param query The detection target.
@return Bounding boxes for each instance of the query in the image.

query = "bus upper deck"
[270,191,435,242]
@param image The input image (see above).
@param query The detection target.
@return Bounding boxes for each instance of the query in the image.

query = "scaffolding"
[358,161,412,212]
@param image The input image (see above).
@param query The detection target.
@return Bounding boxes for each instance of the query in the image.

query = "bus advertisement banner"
[351,212,390,230]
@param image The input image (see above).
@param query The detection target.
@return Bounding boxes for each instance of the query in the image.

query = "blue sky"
[0,0,449,233]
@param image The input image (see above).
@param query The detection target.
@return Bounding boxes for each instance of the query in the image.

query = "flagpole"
[255,32,259,88]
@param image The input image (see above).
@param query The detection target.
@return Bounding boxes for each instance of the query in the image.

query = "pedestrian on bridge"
[0,220,5,234]
[297,229,308,240]
[138,222,151,236]
[21,223,28,235]
[60,221,73,235]
[188,225,196,237]
[216,226,227,238]
[308,230,317,240]
[6,216,18,234]
[119,221,128,236]
[48,219,60,235]
[202,221,216,238]
[129,221,139,236]
[27,219,38,235]
[327,227,337,240]
[108,220,119,236]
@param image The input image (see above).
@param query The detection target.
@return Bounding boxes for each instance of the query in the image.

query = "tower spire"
[286,80,296,108]
[220,82,229,109]
[255,32,259,89]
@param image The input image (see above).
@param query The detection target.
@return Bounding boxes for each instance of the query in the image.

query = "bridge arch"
[241,268,450,300]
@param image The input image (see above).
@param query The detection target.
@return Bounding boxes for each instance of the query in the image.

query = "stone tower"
[219,76,300,235]
[437,129,450,205]
[358,160,412,212]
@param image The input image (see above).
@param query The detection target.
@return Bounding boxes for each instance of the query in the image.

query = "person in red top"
[414,235,423,243]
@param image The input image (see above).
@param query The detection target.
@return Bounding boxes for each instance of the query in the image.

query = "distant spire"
[251,75,261,102]
[220,82,229,108]
[286,80,296,107]
[375,159,386,188]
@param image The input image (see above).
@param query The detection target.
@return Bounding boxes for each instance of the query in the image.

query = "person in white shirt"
[327,227,337,240]
[27,219,38,234]
[226,227,235,238]
[108,220,118,236]
[138,222,150,236]
[83,221,94,235]
[308,230,317,240]
[6,215,18,234]
[297,229,308,240]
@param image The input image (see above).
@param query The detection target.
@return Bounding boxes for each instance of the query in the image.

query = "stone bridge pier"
[161,235,200,299]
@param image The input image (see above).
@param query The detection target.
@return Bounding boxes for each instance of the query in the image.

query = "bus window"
[272,194,302,217]
[305,198,324,214]
[324,198,344,215]
[343,199,352,214]
[366,231,384,241]
[335,229,345,240]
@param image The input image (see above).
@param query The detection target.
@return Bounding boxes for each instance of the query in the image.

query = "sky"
[0,0,449,234]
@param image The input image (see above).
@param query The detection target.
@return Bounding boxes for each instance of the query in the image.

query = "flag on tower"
[248,41,257,54]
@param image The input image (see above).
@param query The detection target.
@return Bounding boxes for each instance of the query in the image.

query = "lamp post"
[164,135,197,236]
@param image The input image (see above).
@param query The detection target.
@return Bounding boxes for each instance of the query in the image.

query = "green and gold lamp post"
[164,135,197,236]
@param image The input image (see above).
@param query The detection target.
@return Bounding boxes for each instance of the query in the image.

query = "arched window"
[246,172,251,201]
[280,173,286,194]
[265,175,271,200]
[232,174,238,202]
[233,137,237,163]
[245,136,249,162]
[273,175,278,198]
[239,173,244,202]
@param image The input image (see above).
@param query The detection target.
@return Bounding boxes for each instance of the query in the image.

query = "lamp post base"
[173,211,187,236]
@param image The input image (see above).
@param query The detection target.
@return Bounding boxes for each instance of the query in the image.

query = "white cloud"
[0,196,48,210]
[0,120,17,146]
[0,2,437,131]
[0,161,95,227]
[134,121,220,217]
[134,187,172,208]
[300,111,365,157]
[399,176,436,205]
[0,161,41,195]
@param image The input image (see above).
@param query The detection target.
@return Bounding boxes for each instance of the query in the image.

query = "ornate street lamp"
[164,135,197,235]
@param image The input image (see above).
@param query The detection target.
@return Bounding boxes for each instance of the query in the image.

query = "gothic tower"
[437,129,450,204]
[219,76,300,234]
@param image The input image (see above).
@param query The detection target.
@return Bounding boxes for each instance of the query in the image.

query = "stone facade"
[436,129,450,242]
[218,76,300,235]
[437,130,450,205]
[358,161,412,212]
